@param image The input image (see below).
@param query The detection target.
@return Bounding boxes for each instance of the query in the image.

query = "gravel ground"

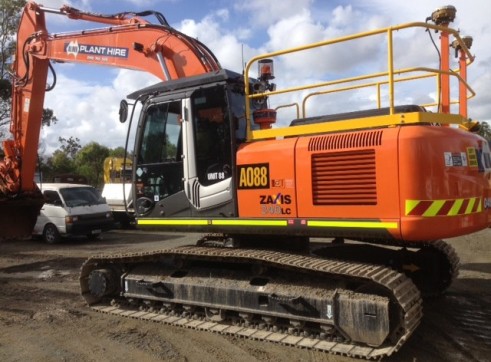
[0,229,490,362]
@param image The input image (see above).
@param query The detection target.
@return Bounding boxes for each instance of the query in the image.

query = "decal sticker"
[207,172,226,181]
[285,179,295,188]
[466,147,478,167]
[238,163,269,189]
[259,193,291,205]
[23,98,30,112]
[482,141,491,170]
[259,193,292,215]
[271,179,284,188]
[65,40,129,60]
[444,152,467,167]
[405,197,482,216]
[327,304,333,319]
[271,179,294,188]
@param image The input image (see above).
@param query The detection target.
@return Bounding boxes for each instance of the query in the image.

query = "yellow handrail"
[275,103,300,119]
[244,20,475,141]
[301,67,476,117]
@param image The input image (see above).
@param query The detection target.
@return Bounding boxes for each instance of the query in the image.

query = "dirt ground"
[0,228,490,362]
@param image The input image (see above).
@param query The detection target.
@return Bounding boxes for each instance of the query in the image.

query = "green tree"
[59,136,81,159]
[75,142,109,187]
[0,0,26,131]
[48,150,76,174]
[38,136,80,182]
[109,146,126,158]
[42,108,58,127]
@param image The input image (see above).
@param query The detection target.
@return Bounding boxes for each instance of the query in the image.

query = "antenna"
[242,44,246,74]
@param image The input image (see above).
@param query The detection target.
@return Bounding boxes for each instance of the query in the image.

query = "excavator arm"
[0,1,220,239]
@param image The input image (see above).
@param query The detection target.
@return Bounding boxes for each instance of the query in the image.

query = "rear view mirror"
[119,100,129,123]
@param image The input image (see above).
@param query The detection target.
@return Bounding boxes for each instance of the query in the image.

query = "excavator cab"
[127,70,250,221]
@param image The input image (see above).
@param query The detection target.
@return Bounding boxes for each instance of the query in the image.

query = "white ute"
[33,183,114,243]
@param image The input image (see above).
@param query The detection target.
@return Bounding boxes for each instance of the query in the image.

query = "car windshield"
[59,187,105,207]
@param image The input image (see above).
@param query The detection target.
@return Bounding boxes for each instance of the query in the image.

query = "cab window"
[139,102,182,164]
[191,86,232,186]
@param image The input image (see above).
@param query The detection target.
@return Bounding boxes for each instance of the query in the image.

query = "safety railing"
[244,20,475,141]
[301,67,475,118]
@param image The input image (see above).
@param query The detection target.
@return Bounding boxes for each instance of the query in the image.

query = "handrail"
[244,20,475,141]
[301,67,476,118]
[275,103,300,119]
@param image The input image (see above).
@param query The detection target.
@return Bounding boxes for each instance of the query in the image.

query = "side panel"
[295,129,401,219]
[237,138,298,218]
[234,125,490,242]
[294,128,402,240]
[398,126,491,240]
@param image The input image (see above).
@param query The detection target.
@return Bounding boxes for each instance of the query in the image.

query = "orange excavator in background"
[2,2,491,359]
[0,1,220,239]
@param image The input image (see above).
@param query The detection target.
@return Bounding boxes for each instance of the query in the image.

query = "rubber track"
[431,240,460,296]
[80,246,423,359]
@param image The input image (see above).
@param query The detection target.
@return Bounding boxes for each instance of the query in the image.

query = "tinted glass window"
[139,102,182,164]
[192,86,232,186]
[43,190,61,205]
[59,187,104,207]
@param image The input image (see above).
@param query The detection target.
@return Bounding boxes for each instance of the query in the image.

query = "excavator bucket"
[0,193,44,241]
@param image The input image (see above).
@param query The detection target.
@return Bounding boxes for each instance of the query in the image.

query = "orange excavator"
[2,2,491,359]
[0,1,220,239]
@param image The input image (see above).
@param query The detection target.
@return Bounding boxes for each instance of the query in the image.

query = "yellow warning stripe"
[405,200,420,215]
[465,198,476,214]
[449,199,464,216]
[212,219,288,226]
[137,219,288,227]
[405,197,482,217]
[138,219,208,226]
[423,200,446,217]
[307,220,398,229]
[138,219,397,229]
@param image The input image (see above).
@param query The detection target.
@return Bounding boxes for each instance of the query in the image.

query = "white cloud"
[235,0,314,28]
[38,0,75,7]
[42,69,158,155]
[178,15,253,72]
[10,0,489,158]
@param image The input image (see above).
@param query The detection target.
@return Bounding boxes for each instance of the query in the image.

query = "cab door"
[182,85,234,214]
[133,100,190,217]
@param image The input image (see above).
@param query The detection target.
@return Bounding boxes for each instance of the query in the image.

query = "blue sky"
[20,0,491,154]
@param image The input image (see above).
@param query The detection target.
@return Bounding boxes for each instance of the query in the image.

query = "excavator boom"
[0,1,220,240]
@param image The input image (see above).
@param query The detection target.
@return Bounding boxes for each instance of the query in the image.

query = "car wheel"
[43,224,61,244]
